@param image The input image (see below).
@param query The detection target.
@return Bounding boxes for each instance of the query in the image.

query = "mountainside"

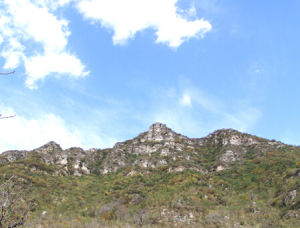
[0,123,285,175]
[0,123,299,227]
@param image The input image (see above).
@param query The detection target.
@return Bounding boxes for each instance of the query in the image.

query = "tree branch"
[0,71,15,75]
[0,115,16,120]
[8,217,24,228]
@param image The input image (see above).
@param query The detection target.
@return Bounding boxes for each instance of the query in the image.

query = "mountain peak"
[208,128,242,137]
[148,122,169,133]
[35,141,62,153]
[146,122,179,142]
[204,128,266,146]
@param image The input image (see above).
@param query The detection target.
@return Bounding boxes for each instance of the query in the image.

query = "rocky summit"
[0,123,299,227]
[0,122,284,175]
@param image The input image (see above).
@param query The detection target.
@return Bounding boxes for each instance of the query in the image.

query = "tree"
[0,176,30,228]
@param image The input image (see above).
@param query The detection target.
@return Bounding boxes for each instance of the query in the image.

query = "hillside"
[0,123,299,227]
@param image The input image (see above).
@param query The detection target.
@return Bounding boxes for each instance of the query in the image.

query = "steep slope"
[0,123,299,227]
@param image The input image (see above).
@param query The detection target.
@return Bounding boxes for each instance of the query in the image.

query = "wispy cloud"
[0,104,117,152]
[195,0,222,14]
[147,81,262,137]
[76,0,212,48]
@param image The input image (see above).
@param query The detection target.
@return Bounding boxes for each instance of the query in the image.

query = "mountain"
[0,123,299,227]
[0,123,285,175]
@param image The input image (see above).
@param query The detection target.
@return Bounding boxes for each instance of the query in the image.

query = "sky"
[0,0,300,151]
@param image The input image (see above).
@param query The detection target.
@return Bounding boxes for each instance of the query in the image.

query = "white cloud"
[39,0,73,10]
[0,105,116,152]
[25,52,89,89]
[181,88,221,113]
[0,0,88,88]
[1,38,25,69]
[187,5,197,18]
[76,0,212,47]
[180,94,192,106]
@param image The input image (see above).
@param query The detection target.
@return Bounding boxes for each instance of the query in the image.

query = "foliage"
[0,176,30,228]
[0,131,300,227]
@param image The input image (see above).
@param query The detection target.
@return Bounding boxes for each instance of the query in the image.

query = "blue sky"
[0,0,300,151]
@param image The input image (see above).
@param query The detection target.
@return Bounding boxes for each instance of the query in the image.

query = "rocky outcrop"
[202,128,285,171]
[0,122,287,176]
[1,150,28,162]
[1,141,105,176]
[99,123,204,174]
[285,190,297,205]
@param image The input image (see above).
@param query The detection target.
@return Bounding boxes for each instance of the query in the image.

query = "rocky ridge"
[0,122,284,176]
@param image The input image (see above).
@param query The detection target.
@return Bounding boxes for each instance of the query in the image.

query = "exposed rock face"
[144,122,180,142]
[1,141,103,176]
[220,150,237,163]
[0,122,286,176]
[202,128,284,170]
[285,190,297,206]
[205,128,260,146]
[35,141,62,154]
[1,150,28,162]
[99,123,200,174]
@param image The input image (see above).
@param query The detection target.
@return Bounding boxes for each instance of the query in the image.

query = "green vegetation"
[0,127,300,227]
[0,145,299,227]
